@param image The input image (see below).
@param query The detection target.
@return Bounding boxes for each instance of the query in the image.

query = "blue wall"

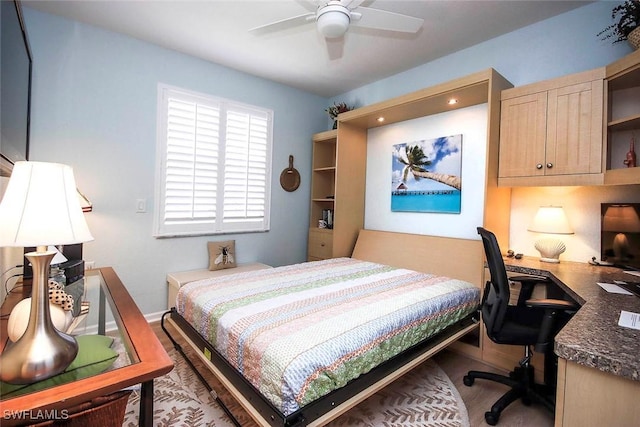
[23,8,326,315]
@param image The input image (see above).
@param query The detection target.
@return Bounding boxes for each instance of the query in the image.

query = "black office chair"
[464,227,577,425]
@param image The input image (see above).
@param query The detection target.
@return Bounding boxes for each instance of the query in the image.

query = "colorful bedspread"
[176,257,479,416]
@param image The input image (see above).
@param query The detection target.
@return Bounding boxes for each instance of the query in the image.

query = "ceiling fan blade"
[248,12,315,33]
[296,0,320,13]
[342,0,366,9]
[351,6,424,33]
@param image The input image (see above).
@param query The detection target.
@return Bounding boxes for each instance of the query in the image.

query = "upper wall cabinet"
[604,49,640,185]
[498,69,605,187]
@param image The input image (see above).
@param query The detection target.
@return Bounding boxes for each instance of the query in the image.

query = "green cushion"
[0,335,118,398]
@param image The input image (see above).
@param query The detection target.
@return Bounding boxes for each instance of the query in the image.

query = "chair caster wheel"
[463,375,474,386]
[485,411,499,425]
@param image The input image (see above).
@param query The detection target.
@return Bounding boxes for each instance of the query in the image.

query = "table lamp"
[527,206,573,263]
[0,161,93,384]
[602,204,640,262]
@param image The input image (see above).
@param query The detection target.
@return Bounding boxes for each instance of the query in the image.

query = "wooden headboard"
[351,229,484,287]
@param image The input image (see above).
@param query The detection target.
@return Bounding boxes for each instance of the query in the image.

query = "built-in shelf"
[309,128,341,257]
[604,166,640,185]
[312,129,337,143]
[608,114,640,131]
[604,49,640,185]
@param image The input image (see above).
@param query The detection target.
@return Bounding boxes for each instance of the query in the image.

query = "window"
[154,84,272,237]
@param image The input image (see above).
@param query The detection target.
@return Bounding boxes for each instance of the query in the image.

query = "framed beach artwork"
[391,134,462,213]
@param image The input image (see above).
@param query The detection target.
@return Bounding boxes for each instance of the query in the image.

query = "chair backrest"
[477,227,511,340]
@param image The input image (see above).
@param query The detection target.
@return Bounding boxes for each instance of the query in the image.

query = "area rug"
[122,348,469,427]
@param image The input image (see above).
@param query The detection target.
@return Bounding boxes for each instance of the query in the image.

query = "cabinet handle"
[546,163,553,169]
[320,242,325,247]
[536,164,543,169]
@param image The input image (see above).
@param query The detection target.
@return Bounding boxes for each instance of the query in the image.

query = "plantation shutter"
[164,97,220,223]
[222,107,270,229]
[154,85,272,237]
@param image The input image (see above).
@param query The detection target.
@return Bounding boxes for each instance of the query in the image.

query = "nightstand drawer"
[308,229,333,259]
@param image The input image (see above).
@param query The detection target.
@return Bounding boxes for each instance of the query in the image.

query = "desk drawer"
[308,229,333,260]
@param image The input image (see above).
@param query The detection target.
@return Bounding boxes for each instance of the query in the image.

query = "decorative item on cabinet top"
[598,0,640,50]
[280,155,301,192]
[630,26,640,49]
[325,101,355,129]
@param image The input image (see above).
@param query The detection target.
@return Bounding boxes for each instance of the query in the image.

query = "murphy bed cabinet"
[604,49,640,185]
[308,68,514,361]
[498,68,605,187]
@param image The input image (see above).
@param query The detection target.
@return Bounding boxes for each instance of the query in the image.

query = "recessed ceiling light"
[448,98,459,105]
[377,117,385,123]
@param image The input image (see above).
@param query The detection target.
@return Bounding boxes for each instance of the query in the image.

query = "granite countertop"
[504,257,640,383]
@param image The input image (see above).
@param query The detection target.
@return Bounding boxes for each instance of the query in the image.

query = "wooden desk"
[503,257,640,427]
[0,268,173,426]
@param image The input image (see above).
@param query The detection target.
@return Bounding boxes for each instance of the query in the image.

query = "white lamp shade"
[528,206,573,235]
[0,161,93,247]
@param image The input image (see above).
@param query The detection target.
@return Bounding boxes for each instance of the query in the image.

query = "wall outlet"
[85,261,95,270]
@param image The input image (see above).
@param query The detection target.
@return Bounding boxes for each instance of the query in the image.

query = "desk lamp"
[603,204,640,263]
[527,206,573,263]
[0,161,93,384]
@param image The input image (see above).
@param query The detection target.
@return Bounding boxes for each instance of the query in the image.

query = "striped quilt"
[176,257,480,416]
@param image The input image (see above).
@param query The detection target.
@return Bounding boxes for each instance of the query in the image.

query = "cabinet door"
[546,80,603,176]
[499,92,547,178]
[308,228,333,260]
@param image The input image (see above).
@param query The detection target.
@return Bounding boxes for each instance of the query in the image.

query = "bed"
[166,229,484,426]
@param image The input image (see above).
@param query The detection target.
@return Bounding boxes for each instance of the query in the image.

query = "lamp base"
[534,237,566,263]
[0,250,78,384]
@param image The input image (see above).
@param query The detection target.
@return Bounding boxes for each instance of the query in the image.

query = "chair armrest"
[511,275,549,305]
[525,298,578,311]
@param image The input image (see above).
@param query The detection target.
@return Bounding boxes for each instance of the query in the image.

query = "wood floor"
[152,321,554,427]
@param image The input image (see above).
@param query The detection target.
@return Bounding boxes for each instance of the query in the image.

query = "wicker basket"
[31,390,132,426]
[628,27,640,50]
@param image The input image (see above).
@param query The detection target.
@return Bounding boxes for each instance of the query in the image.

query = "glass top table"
[0,268,173,426]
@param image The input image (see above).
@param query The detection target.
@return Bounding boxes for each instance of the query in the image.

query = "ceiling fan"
[249,0,424,40]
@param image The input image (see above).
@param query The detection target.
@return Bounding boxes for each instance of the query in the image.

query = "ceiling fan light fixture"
[317,6,350,38]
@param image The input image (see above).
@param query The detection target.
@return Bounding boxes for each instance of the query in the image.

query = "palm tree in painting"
[398,144,461,190]
[399,145,431,181]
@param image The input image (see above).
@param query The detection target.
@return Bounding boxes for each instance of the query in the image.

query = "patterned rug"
[122,348,469,427]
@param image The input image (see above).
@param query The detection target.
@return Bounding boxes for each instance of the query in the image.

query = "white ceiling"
[23,0,591,97]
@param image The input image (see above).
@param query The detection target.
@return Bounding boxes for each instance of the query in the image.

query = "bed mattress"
[176,257,479,415]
